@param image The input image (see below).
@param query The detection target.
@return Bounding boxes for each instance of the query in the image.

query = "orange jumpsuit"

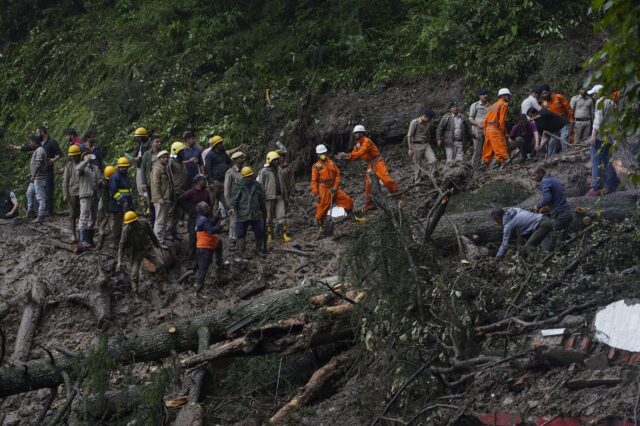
[482,98,509,164]
[311,157,353,221]
[347,136,398,209]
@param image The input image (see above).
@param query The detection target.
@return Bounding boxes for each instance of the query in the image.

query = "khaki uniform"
[570,94,594,144]
[168,157,187,236]
[63,161,81,219]
[469,100,489,169]
[407,117,436,181]
[224,165,243,243]
[257,165,288,230]
[118,219,166,291]
[151,162,173,242]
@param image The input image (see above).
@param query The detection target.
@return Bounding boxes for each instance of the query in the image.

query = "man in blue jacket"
[532,166,572,233]
[109,157,135,248]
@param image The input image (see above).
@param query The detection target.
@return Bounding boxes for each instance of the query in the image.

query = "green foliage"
[587,0,640,137]
[81,335,118,416]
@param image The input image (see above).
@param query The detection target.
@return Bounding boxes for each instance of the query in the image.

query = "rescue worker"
[491,207,553,259]
[182,130,204,187]
[168,141,188,240]
[96,165,116,250]
[276,147,296,212]
[231,166,267,257]
[311,144,359,235]
[204,135,231,216]
[133,127,150,196]
[116,211,168,295]
[63,144,82,242]
[437,101,472,166]
[539,84,574,154]
[407,109,436,182]
[178,174,211,261]
[109,157,135,249]
[468,89,490,170]
[150,150,172,243]
[25,135,48,222]
[223,151,245,251]
[586,85,620,196]
[257,151,291,243]
[482,88,511,169]
[76,151,101,248]
[140,137,161,226]
[532,167,572,239]
[570,84,595,144]
[338,125,399,211]
[194,201,224,294]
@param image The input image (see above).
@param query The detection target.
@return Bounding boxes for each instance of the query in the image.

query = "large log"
[0,280,329,398]
[9,281,46,364]
[428,190,639,252]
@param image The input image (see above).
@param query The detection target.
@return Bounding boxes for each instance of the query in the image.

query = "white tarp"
[327,206,347,218]
[593,299,640,352]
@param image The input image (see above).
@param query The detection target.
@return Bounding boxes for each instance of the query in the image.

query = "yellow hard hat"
[103,165,116,179]
[209,135,224,146]
[123,211,138,224]
[68,145,81,156]
[266,151,280,164]
[116,157,130,167]
[171,141,185,155]
[134,127,148,137]
[241,166,254,177]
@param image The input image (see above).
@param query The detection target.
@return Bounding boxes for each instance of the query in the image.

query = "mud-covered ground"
[0,141,636,425]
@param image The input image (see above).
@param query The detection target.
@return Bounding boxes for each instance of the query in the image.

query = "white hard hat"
[352,125,366,133]
[587,84,604,95]
[315,144,328,154]
[156,150,169,159]
[498,88,511,96]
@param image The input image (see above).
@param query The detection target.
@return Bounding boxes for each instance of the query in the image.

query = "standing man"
[168,141,187,240]
[25,135,48,222]
[437,101,472,166]
[532,167,572,235]
[63,145,82,242]
[508,114,540,163]
[469,89,490,170]
[76,151,101,248]
[109,157,135,249]
[257,151,291,243]
[224,151,245,251]
[521,86,542,115]
[140,137,161,226]
[337,125,399,211]
[570,84,595,144]
[232,166,267,257]
[116,211,168,296]
[540,84,574,154]
[133,127,150,197]
[150,150,172,243]
[407,109,436,182]
[178,175,211,261]
[194,201,224,294]
[276,147,296,213]
[182,130,204,187]
[204,135,232,216]
[96,165,116,250]
[585,85,620,196]
[82,130,104,171]
[482,88,511,169]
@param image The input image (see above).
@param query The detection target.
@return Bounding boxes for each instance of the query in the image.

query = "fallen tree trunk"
[9,281,46,364]
[428,190,639,252]
[0,280,330,398]
[173,326,210,426]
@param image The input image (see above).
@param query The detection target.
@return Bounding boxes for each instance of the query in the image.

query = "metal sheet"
[593,299,640,352]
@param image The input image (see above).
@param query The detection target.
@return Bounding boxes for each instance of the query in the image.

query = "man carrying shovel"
[311,144,362,238]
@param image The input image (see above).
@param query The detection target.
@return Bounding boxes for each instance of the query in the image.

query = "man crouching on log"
[116,210,168,295]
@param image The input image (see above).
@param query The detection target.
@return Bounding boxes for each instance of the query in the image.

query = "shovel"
[323,192,336,236]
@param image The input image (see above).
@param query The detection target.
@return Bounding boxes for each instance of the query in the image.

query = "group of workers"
[406,83,621,196]
[4,80,623,293]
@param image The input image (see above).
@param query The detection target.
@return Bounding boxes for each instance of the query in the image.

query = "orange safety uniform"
[541,94,574,121]
[311,157,353,221]
[482,98,510,164]
[196,230,219,249]
[347,136,398,209]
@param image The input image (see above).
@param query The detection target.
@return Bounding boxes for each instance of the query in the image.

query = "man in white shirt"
[521,86,542,115]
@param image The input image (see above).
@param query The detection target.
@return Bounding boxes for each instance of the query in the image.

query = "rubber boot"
[70,218,78,243]
[282,224,292,242]
[267,225,273,244]
[78,229,90,249]
[255,238,266,256]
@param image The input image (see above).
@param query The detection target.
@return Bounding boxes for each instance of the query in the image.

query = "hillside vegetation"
[1,0,591,189]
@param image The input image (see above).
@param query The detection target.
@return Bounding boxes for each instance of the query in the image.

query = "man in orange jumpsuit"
[338,125,398,210]
[482,88,512,168]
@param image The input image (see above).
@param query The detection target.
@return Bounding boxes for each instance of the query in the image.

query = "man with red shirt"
[178,175,212,261]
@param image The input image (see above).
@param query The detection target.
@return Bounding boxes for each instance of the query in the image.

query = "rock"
[2,414,19,426]
[558,314,585,327]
